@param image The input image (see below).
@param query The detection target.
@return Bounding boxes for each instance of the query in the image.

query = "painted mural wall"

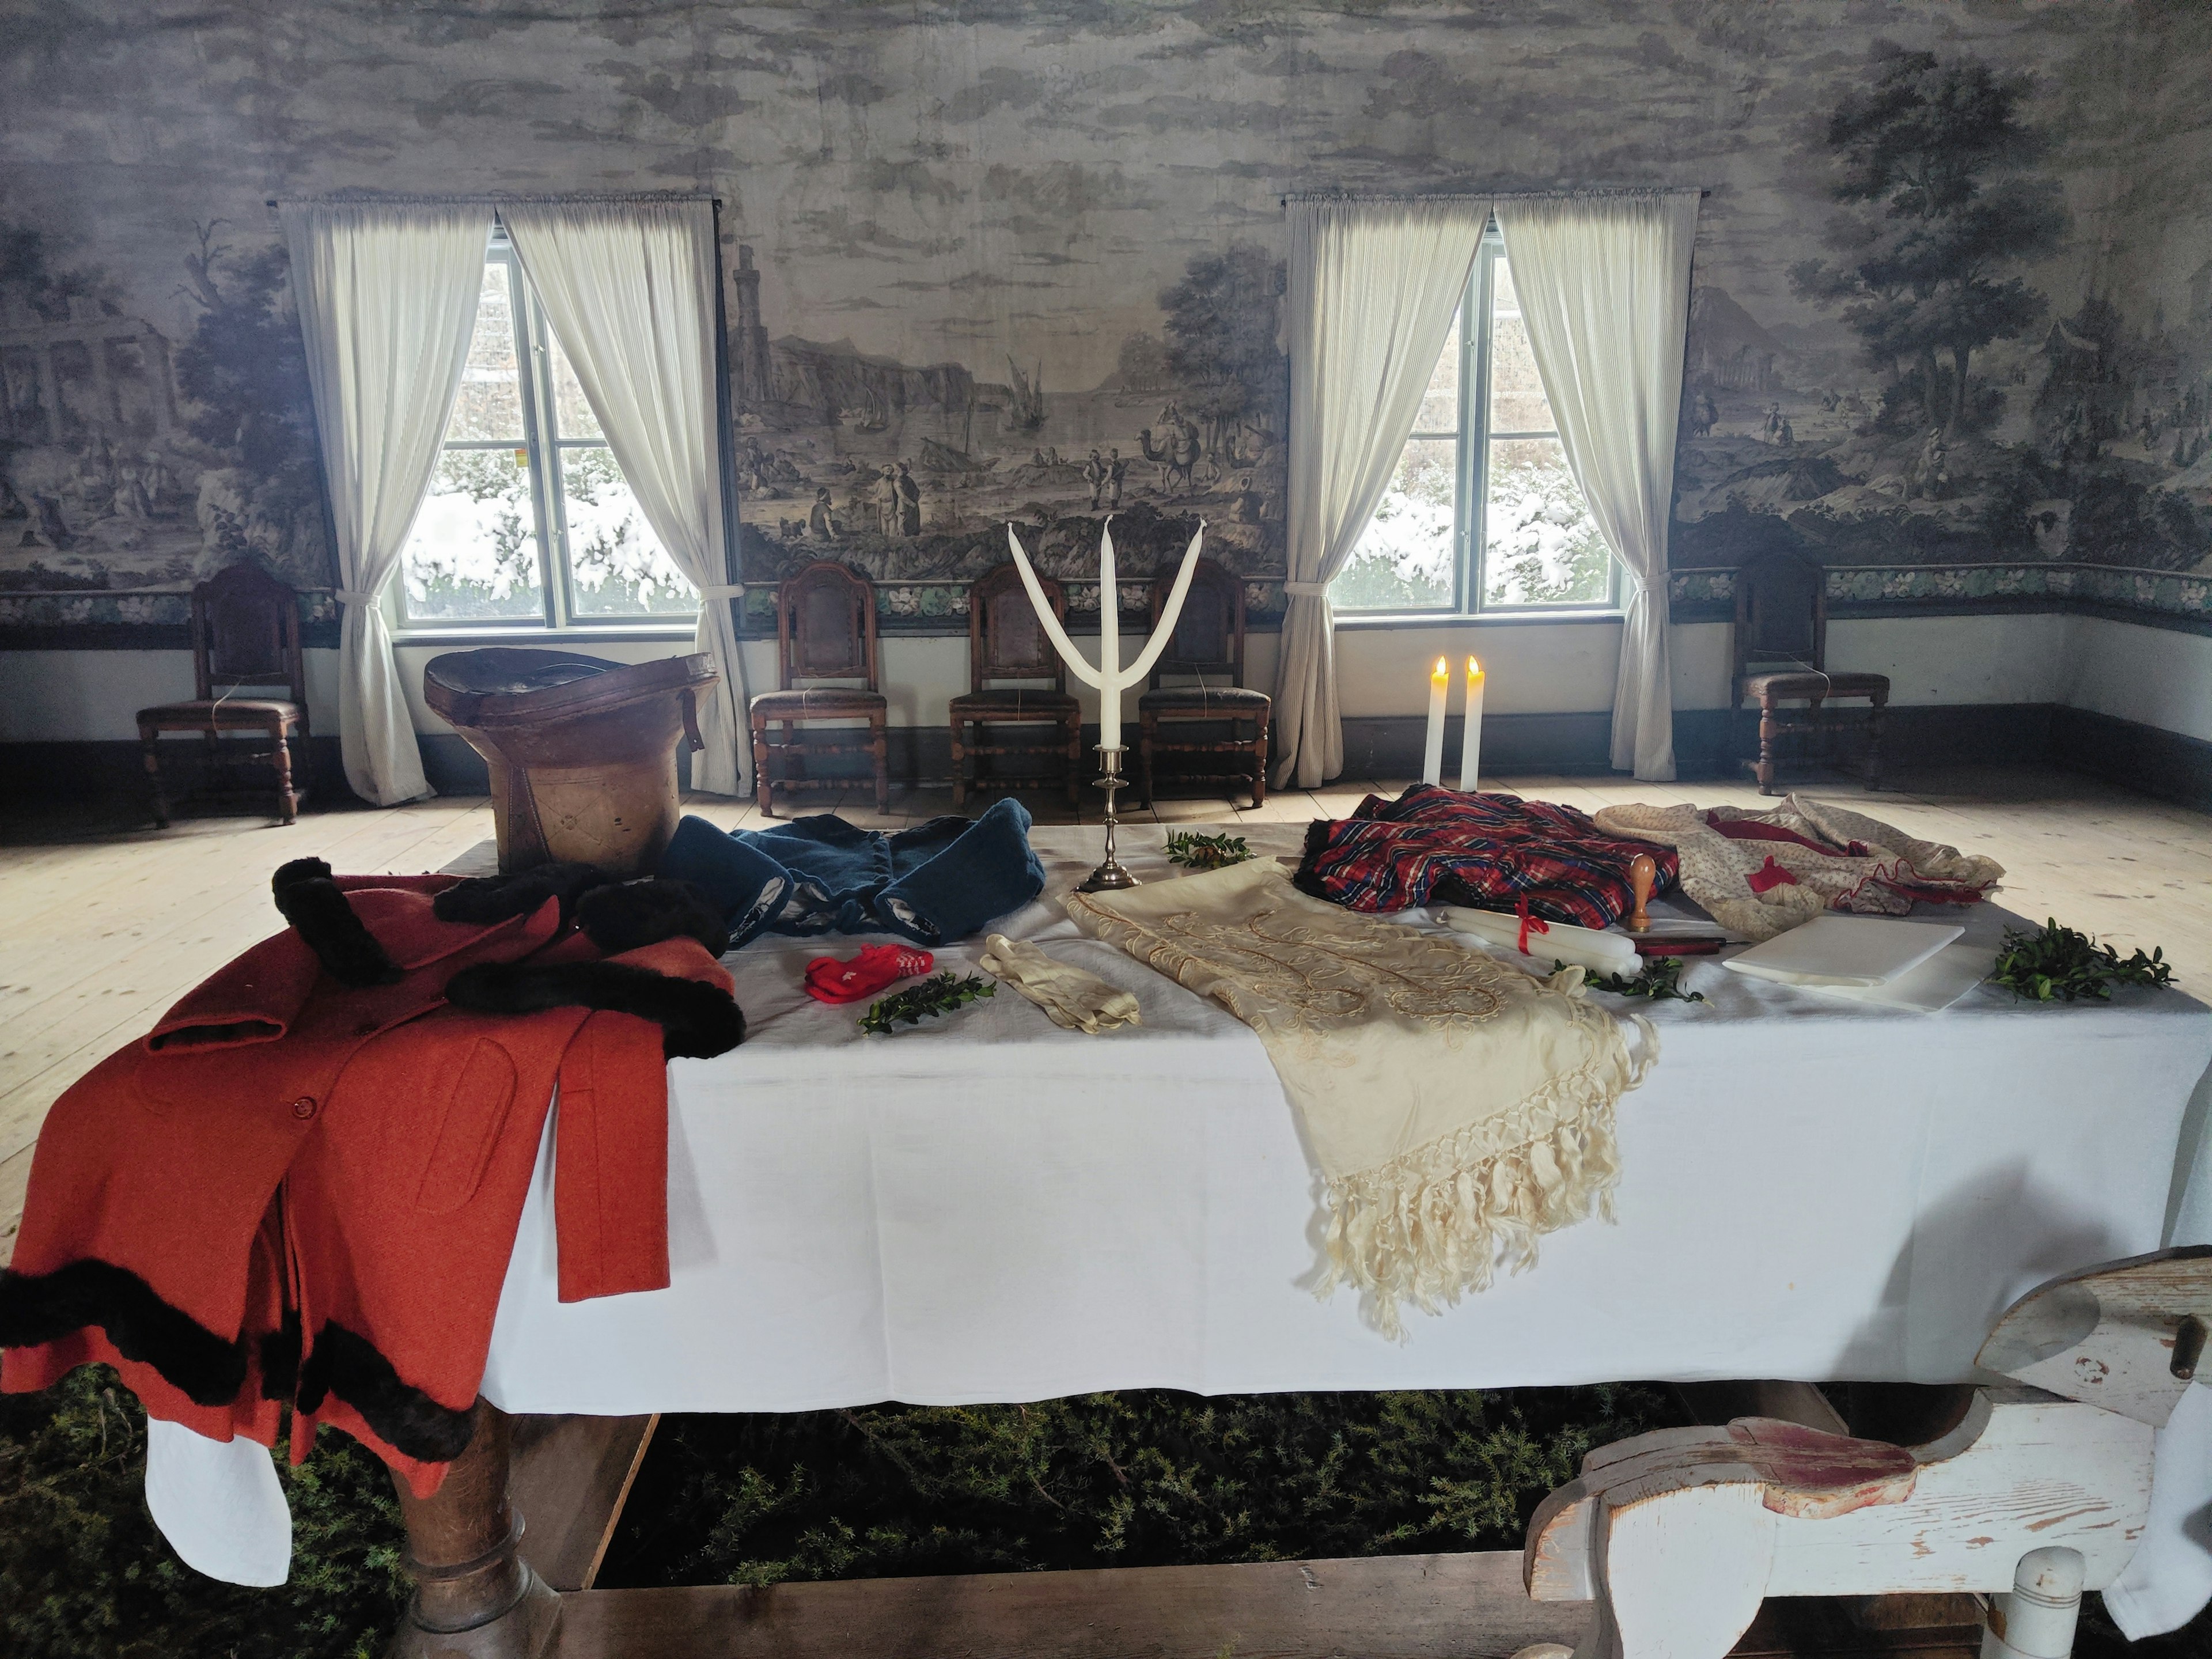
[1,0,2207,641]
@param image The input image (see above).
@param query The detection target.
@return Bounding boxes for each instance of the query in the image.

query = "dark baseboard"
[5,702,2202,813]
[2048,706,2212,812]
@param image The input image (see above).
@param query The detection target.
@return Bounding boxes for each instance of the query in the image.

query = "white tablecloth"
[146,825,2212,1605]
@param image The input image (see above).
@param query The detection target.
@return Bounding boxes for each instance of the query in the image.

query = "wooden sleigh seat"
[1518,1247,2212,1659]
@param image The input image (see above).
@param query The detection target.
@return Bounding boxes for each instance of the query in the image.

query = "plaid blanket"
[1295,784,1680,927]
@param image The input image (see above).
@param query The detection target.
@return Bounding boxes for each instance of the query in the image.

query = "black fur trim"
[259,1309,301,1403]
[296,1321,476,1464]
[444,960,747,1059]
[1289,817,1335,903]
[577,878,730,959]
[433,862,607,930]
[0,1259,248,1407]
[273,860,402,987]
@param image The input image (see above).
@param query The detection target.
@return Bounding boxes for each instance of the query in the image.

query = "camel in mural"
[1139,416,1203,494]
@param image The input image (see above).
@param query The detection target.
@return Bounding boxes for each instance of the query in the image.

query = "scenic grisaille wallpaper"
[1,0,2209,637]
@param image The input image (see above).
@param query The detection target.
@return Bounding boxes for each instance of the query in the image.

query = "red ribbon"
[1515,895,1551,955]
[1745,854,1798,895]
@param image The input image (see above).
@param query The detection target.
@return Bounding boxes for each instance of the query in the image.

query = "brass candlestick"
[1078,744,1140,892]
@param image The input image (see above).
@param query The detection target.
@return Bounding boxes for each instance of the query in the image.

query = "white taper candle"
[1457,656,1485,792]
[1097,520,1122,749]
[1422,657,1448,786]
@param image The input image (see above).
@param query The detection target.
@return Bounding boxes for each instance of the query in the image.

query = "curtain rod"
[266,191,720,210]
[1280,186,1708,205]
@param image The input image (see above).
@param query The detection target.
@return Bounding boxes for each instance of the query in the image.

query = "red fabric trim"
[1703,812,1866,859]
[1745,855,1799,893]
[1514,895,1551,955]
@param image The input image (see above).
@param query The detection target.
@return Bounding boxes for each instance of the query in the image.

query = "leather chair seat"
[1737,671,1888,701]
[1137,686,1272,714]
[138,699,303,725]
[750,688,887,718]
[950,689,1078,719]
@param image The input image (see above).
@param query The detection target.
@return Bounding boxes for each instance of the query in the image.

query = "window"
[1330,228,1618,616]
[399,237,698,628]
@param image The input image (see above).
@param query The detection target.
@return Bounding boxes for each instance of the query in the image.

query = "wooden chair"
[136,562,309,828]
[1732,549,1887,796]
[1135,558,1269,808]
[1517,1247,2212,1659]
[949,562,1082,809]
[749,560,888,817]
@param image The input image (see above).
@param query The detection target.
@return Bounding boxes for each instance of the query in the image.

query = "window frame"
[391,231,702,639]
[1331,226,1623,623]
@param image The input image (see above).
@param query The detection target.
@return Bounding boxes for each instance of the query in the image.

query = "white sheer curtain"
[502,199,749,797]
[1273,198,1489,789]
[1495,190,1700,782]
[282,201,488,805]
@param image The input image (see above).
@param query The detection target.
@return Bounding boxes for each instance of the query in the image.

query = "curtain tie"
[699,584,745,599]
[1514,895,1550,956]
[1282,582,1331,597]
[334,589,379,607]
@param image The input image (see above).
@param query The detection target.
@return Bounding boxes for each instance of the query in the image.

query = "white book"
[1799,941,1993,1012]
[1722,914,1966,989]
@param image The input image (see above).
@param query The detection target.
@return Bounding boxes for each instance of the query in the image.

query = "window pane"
[446,262,524,442]
[1331,438,1457,611]
[402,448,545,620]
[1412,310,1459,434]
[560,445,698,617]
[1483,437,1611,605]
[1488,257,1556,437]
[546,332,604,442]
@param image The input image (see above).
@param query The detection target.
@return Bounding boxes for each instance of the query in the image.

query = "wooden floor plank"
[555,1550,1592,1659]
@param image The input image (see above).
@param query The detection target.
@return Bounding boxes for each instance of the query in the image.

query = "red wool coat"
[0,873,729,1495]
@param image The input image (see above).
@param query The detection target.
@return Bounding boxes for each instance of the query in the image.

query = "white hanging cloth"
[502,199,749,797]
[282,201,488,805]
[1274,197,1489,789]
[1494,191,1700,782]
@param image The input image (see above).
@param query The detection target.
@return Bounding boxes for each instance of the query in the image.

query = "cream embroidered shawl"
[1065,861,1650,1336]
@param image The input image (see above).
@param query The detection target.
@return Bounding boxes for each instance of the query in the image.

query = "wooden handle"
[1627,854,1655,934]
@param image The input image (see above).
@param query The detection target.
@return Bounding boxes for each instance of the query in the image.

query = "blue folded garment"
[660,797,1047,949]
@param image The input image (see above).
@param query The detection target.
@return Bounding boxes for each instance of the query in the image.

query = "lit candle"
[1422,657,1448,786]
[1458,655,1485,792]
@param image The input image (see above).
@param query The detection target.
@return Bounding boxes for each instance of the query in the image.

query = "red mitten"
[804,944,934,1004]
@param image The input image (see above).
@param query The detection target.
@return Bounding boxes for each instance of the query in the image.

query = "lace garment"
[1066,861,1651,1335]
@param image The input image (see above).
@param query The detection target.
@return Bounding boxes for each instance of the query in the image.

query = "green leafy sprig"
[1569,956,1707,1004]
[1165,831,1255,870]
[859,972,996,1035]
[1990,919,2175,1003]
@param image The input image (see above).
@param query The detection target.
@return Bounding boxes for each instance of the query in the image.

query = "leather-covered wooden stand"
[425,649,719,878]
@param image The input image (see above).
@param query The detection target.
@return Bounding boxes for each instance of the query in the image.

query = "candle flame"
[1468,655,1482,676]
[1432,657,1448,677]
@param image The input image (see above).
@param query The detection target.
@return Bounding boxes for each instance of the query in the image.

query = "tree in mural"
[1158,243,1285,466]
[171,222,328,582]
[1790,41,2066,437]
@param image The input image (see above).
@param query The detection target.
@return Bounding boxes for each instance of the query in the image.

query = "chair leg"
[272,719,298,825]
[751,718,775,817]
[141,726,169,830]
[950,718,968,809]
[1250,718,1268,808]
[1137,716,1156,809]
[872,714,889,814]
[1755,695,1781,797]
[1066,717,1083,808]
[1864,691,1887,791]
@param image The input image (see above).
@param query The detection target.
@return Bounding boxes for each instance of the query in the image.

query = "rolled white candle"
[1098,518,1122,751]
[1438,906,1643,978]
[1457,656,1484,792]
[1422,657,1448,785]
